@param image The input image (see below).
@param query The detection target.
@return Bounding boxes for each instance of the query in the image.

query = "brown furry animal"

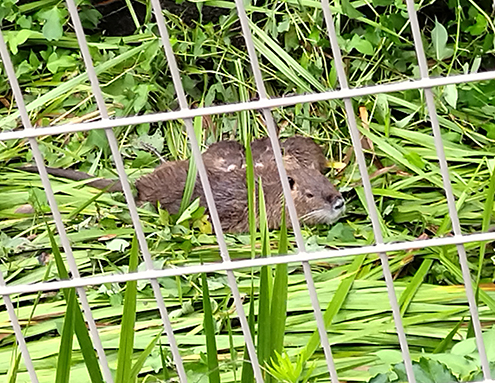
[20,136,344,232]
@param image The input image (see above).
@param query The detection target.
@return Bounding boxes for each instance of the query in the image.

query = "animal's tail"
[20,166,123,192]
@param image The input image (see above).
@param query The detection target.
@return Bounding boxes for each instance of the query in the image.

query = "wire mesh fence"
[1,0,495,382]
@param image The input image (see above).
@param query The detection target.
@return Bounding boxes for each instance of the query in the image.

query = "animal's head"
[286,167,345,225]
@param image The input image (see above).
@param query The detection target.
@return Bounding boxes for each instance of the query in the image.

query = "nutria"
[19,137,344,232]
[140,163,344,232]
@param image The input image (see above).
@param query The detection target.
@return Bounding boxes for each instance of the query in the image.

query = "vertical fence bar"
[403,0,491,378]
[0,274,38,382]
[63,0,189,381]
[0,25,115,383]
[148,1,264,381]
[231,1,341,381]
[319,1,417,382]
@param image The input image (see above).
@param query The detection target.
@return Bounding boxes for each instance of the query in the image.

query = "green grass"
[1,0,495,381]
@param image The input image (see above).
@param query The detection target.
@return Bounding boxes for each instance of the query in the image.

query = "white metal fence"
[1,0,495,382]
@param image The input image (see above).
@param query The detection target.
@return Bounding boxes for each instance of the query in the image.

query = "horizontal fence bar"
[2,230,494,297]
[1,70,495,142]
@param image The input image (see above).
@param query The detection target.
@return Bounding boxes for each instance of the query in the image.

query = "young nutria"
[137,163,344,232]
[19,137,344,232]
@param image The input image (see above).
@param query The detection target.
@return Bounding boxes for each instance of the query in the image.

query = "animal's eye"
[306,192,314,198]
[288,177,295,189]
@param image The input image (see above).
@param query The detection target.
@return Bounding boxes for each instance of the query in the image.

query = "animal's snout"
[331,196,345,211]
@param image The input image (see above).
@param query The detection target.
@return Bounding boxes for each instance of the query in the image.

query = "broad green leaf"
[46,52,77,74]
[106,238,130,252]
[341,0,363,18]
[5,29,37,54]
[443,84,458,109]
[349,34,375,55]
[471,56,482,73]
[177,197,200,224]
[431,19,453,61]
[466,13,487,36]
[39,6,64,41]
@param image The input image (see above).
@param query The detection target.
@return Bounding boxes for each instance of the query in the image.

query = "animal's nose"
[332,197,345,211]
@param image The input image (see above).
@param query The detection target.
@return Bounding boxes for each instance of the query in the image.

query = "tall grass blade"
[67,189,110,220]
[257,181,272,380]
[46,224,104,383]
[240,285,256,383]
[6,353,21,383]
[302,253,366,362]
[399,259,433,316]
[201,270,221,383]
[123,0,141,31]
[477,160,495,284]
[45,223,76,383]
[354,187,389,238]
[241,141,257,382]
[56,287,76,383]
[129,331,162,379]
[245,138,257,257]
[226,314,238,382]
[158,340,170,382]
[270,208,288,364]
[179,115,203,214]
[115,235,139,383]
[8,259,53,382]
[234,60,251,146]
[437,163,483,236]
[433,318,464,353]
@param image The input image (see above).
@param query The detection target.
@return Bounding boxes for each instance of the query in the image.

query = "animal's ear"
[288,176,295,189]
